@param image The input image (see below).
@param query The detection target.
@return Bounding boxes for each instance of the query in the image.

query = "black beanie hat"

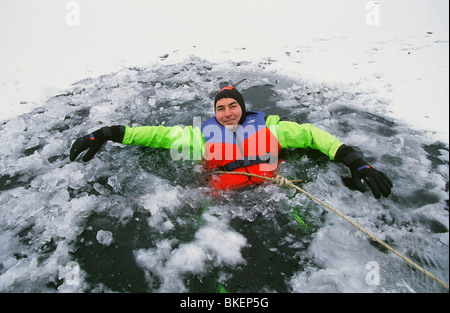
[214,86,246,117]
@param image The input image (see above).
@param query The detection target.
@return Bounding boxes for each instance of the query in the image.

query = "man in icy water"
[70,86,392,199]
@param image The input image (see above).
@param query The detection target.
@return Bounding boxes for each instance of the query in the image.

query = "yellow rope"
[212,171,449,290]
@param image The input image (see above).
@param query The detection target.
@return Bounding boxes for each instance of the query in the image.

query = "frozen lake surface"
[0,0,448,293]
[0,57,448,292]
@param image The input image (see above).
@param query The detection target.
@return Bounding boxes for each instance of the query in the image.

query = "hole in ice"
[0,57,447,292]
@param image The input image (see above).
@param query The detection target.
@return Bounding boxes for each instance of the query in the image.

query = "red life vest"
[201,111,281,191]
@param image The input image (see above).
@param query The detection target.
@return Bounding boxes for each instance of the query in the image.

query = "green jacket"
[120,115,343,161]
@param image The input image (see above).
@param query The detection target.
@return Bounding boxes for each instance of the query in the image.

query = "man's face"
[215,97,242,129]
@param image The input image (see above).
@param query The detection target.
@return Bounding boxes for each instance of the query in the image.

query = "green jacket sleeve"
[122,125,205,159]
[266,115,343,160]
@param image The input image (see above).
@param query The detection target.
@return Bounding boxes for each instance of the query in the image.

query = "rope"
[212,170,449,290]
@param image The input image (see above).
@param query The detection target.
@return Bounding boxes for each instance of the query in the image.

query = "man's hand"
[348,158,393,199]
[335,144,393,199]
[70,126,125,162]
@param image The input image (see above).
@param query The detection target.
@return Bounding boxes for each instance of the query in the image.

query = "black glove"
[70,126,125,162]
[335,144,393,199]
[347,158,393,199]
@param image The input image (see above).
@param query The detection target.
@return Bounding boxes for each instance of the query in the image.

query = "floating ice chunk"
[0,257,39,291]
[41,139,64,158]
[96,230,113,246]
[107,175,120,192]
[195,225,247,266]
[290,267,348,293]
[93,182,109,195]
[246,211,258,222]
[148,97,156,107]
[134,239,193,292]
[68,170,84,190]
[166,244,207,274]
[16,152,43,172]
[25,134,40,150]
[89,103,115,124]
[162,220,174,231]
[49,189,69,206]
[276,99,298,108]
[2,116,26,133]
[141,186,181,215]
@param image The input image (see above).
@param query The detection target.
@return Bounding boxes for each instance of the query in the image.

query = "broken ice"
[96,230,113,246]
